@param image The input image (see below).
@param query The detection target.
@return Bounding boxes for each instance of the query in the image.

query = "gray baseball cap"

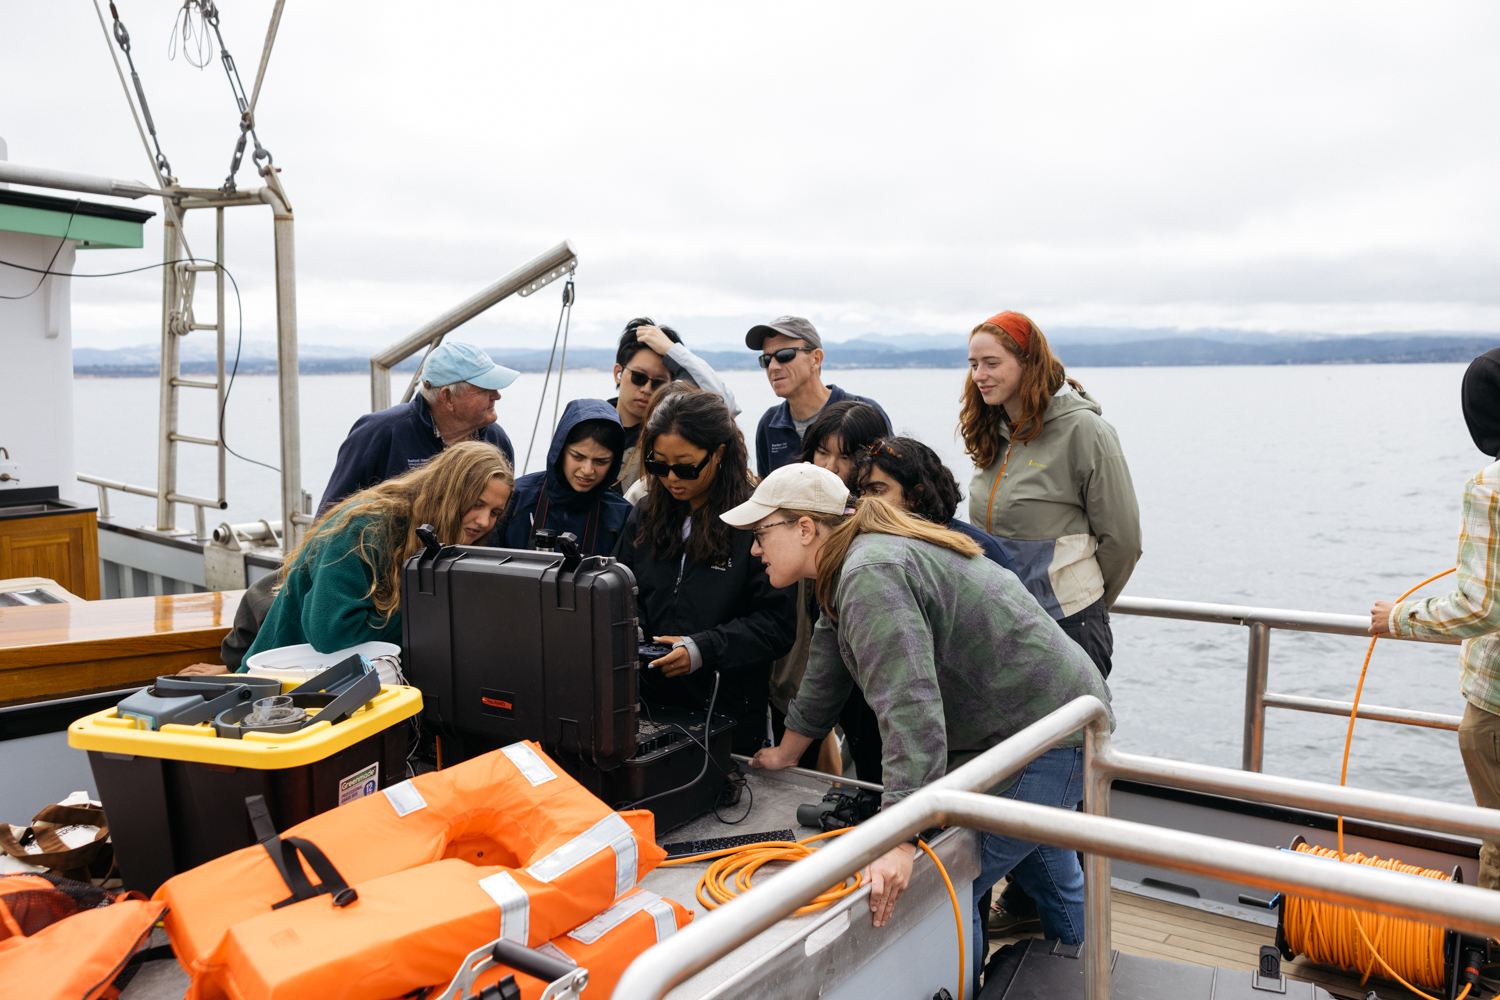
[745,316,823,352]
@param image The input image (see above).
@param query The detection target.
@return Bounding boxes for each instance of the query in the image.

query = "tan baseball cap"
[720,463,850,529]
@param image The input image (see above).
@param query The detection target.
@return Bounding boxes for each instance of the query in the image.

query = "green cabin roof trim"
[0,189,155,250]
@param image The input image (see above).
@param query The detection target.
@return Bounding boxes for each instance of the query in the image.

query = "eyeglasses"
[644,452,715,480]
[758,347,816,368]
[750,519,796,545]
[623,367,669,391]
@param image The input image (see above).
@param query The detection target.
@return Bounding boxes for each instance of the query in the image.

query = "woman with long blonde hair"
[241,441,514,662]
[735,462,1112,980]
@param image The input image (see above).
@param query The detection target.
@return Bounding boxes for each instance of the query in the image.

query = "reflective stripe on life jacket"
[158,741,667,1000]
[470,889,693,1000]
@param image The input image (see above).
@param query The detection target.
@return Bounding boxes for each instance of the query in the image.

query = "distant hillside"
[73,333,1500,376]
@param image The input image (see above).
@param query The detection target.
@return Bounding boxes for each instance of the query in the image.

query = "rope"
[1282,843,1466,999]
[521,276,575,475]
[661,830,967,1000]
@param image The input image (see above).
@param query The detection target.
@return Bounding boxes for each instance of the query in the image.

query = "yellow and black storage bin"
[68,655,422,895]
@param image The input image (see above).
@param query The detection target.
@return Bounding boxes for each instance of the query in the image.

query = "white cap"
[720,463,850,529]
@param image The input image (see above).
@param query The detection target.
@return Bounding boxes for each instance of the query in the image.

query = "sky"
[3,2,1498,351]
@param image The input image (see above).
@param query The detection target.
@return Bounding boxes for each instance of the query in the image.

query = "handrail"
[1111,593,1463,771]
[612,697,1500,1000]
[1112,595,1458,644]
[367,240,579,412]
[78,473,226,541]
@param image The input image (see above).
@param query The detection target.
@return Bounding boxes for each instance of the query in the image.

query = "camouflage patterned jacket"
[784,531,1115,807]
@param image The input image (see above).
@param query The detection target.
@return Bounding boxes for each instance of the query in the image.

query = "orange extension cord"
[1282,569,1468,1000]
[661,829,968,1000]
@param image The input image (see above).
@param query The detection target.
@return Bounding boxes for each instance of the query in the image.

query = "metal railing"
[1111,595,1463,771]
[367,240,579,412]
[78,473,226,541]
[613,697,1500,1000]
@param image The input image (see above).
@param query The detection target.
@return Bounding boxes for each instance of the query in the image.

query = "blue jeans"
[971,746,1086,972]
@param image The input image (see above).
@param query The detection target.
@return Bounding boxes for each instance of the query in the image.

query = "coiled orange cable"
[661,829,968,1000]
[1283,843,1458,997]
[1283,568,1467,1000]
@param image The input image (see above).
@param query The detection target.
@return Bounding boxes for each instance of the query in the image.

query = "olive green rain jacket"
[967,389,1142,618]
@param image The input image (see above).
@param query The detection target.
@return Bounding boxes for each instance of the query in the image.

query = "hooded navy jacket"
[319,395,515,513]
[499,399,633,557]
[754,384,892,478]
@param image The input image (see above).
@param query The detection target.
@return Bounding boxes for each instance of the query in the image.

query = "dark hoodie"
[1464,348,1500,458]
[498,399,632,557]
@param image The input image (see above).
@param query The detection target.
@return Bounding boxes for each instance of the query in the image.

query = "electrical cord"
[628,671,720,811]
[660,830,966,1000]
[0,252,279,473]
[0,202,80,300]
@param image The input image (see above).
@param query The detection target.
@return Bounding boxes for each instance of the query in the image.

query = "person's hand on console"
[650,635,693,677]
[178,663,231,675]
[749,731,814,770]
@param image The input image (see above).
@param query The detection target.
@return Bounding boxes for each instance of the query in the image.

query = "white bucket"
[243,641,403,687]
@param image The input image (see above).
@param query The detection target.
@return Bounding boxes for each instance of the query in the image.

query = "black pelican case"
[401,534,639,764]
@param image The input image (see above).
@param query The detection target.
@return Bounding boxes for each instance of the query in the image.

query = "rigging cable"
[104,2,174,181]
[521,275,576,475]
[0,253,279,473]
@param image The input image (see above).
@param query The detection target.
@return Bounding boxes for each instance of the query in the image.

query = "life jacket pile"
[0,873,166,1000]
[156,740,688,1000]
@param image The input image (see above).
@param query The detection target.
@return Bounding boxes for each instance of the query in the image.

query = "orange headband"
[982,312,1031,353]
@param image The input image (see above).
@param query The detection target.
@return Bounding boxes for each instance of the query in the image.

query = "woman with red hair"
[961,310,1142,940]
[960,311,1141,678]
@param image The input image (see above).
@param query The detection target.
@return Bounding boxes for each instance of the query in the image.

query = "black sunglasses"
[758,346,815,368]
[645,452,715,480]
[622,366,670,391]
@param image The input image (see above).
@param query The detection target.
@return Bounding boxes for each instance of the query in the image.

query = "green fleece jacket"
[785,532,1113,807]
[242,516,404,664]
[968,389,1141,618]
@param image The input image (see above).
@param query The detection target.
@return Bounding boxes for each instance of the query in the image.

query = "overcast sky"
[3,2,1498,351]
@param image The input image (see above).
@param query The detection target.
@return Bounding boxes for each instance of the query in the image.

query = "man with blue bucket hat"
[319,342,519,512]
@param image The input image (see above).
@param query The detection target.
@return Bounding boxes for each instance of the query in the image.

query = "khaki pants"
[1457,701,1500,889]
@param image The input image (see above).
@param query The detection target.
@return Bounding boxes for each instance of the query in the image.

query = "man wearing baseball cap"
[746,316,891,478]
[319,341,519,512]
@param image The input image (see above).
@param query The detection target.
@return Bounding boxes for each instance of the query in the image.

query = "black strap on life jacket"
[245,795,358,910]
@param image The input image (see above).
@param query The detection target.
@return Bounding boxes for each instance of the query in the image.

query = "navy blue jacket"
[319,396,514,513]
[498,399,633,557]
[946,517,1021,575]
[754,384,892,478]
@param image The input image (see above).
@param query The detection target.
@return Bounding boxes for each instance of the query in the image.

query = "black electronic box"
[401,530,734,830]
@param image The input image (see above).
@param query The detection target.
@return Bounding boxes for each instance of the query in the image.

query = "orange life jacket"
[470,888,694,1000]
[157,741,667,1000]
[0,874,167,1000]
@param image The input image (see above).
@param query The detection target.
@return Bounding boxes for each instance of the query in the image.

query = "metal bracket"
[1250,971,1288,994]
[431,938,588,1000]
[516,260,577,297]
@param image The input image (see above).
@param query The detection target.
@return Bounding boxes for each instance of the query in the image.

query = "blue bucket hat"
[421,342,520,392]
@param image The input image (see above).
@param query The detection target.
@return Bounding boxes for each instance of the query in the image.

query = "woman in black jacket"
[613,392,797,756]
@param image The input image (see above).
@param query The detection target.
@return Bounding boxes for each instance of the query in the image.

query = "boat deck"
[993,885,1439,1000]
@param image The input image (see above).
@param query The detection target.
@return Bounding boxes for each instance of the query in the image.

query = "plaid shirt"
[1391,460,1500,715]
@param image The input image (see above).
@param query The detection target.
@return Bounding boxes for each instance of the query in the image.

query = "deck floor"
[992,884,1453,1000]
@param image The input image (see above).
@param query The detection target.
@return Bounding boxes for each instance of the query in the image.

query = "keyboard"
[662,829,797,859]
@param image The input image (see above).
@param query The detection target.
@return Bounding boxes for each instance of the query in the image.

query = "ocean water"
[73,363,1483,805]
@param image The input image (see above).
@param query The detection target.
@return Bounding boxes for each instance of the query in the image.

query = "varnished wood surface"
[0,591,242,705]
[992,885,1433,1000]
[0,510,101,600]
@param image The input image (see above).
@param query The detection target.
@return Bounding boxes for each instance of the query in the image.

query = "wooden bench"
[0,591,242,707]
